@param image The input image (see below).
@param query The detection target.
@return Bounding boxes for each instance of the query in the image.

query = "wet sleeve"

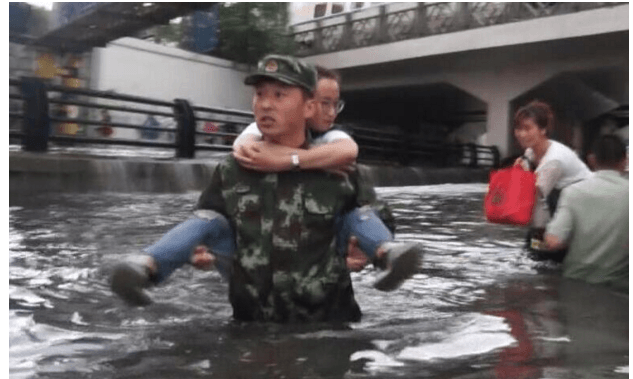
[536,160,563,198]
[545,188,573,242]
[196,164,227,214]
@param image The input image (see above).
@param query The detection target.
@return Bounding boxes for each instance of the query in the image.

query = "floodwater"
[9,183,628,379]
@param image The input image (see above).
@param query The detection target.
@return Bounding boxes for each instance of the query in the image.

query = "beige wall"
[89,37,253,141]
[91,37,252,110]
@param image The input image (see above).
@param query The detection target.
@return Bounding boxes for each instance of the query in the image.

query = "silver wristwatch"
[291,153,300,170]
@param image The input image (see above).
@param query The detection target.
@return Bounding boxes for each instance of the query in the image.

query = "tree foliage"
[214,3,296,65]
[152,20,184,46]
[27,5,51,37]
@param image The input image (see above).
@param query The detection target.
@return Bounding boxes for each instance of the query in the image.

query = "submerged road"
[9,184,628,378]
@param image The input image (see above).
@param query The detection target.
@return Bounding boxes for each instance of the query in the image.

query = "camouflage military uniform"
[197,155,387,323]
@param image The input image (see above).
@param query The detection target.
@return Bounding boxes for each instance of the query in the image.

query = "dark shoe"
[373,242,422,292]
[110,256,154,306]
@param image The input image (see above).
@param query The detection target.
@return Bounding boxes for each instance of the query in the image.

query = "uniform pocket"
[303,192,336,223]
[223,183,262,226]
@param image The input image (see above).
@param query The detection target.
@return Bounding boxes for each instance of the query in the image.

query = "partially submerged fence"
[10,77,253,158]
[347,124,498,168]
[10,77,498,167]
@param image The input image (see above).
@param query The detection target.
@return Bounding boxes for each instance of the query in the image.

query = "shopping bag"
[484,166,537,225]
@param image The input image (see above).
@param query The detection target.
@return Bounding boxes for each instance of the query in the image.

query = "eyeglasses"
[319,99,345,114]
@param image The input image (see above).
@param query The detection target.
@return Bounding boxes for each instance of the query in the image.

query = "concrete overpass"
[294,3,628,158]
[12,2,216,52]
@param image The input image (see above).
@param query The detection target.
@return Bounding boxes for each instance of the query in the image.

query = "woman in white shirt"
[514,100,592,260]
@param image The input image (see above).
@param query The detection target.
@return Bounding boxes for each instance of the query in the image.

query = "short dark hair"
[315,65,341,84]
[514,100,555,136]
[591,134,627,167]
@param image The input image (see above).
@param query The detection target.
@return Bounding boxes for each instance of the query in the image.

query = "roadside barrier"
[10,77,499,167]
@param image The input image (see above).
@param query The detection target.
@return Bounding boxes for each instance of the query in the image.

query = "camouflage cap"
[244,54,317,93]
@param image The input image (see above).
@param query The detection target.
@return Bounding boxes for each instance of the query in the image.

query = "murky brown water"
[9,184,628,378]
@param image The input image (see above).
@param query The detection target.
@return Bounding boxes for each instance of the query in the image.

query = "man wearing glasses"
[233,65,354,174]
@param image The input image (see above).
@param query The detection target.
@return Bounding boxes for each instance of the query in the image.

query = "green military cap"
[244,54,317,93]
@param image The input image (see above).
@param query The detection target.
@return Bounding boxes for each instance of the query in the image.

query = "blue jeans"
[335,206,393,260]
[146,210,236,283]
[146,207,393,283]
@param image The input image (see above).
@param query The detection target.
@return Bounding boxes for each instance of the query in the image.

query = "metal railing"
[290,2,623,56]
[9,77,254,158]
[10,77,498,167]
[346,124,499,168]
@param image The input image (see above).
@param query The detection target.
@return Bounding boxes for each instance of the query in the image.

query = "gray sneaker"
[373,242,422,292]
[110,255,155,306]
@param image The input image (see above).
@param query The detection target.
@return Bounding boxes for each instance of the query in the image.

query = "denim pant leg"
[145,211,235,283]
[336,206,393,260]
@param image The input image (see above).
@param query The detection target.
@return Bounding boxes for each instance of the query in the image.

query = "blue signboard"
[9,2,31,34]
[191,8,219,53]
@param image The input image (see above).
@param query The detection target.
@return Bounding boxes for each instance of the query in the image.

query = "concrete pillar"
[447,67,554,159]
[486,99,512,158]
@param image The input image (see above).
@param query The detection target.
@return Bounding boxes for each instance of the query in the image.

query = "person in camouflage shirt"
[196,150,379,322]
[195,56,384,322]
[110,55,421,322]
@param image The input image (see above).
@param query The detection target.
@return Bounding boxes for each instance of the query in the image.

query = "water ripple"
[9,184,627,378]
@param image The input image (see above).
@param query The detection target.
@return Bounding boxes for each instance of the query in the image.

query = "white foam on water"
[9,266,46,281]
[121,318,153,327]
[397,314,516,361]
[376,183,488,196]
[71,312,89,326]
[450,221,482,226]
[9,229,24,250]
[157,316,197,325]
[396,205,435,211]
[10,311,125,348]
[350,350,406,368]
[536,336,571,342]
[398,331,515,361]
[409,233,457,241]
[372,340,393,350]
[187,359,212,371]
[614,366,628,374]
[53,267,97,282]
[28,277,54,286]
[10,310,127,377]
[9,286,53,308]
[495,240,524,247]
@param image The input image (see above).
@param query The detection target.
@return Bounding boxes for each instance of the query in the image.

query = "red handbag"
[484,166,537,225]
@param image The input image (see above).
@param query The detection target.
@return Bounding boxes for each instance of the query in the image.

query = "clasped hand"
[233,140,295,172]
[191,236,369,272]
[233,139,356,176]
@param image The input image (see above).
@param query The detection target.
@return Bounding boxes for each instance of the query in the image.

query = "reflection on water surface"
[9,184,628,378]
